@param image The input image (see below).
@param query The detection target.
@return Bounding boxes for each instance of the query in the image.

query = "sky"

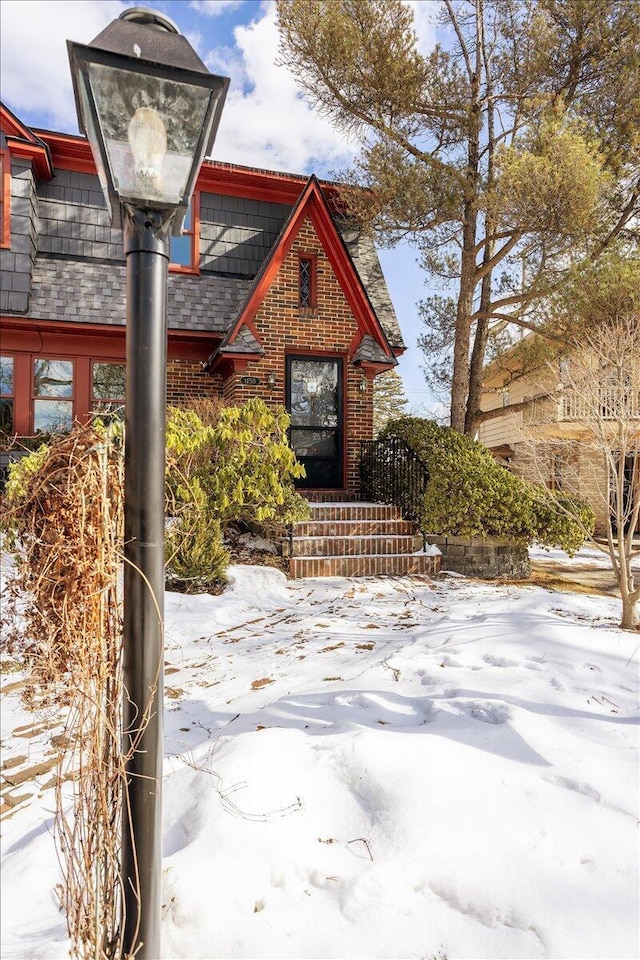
[0,0,443,416]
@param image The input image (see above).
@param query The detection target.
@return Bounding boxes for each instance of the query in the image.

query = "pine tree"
[277,0,640,434]
[373,369,409,435]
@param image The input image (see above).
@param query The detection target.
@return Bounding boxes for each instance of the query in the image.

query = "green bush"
[186,398,309,526]
[165,507,229,593]
[383,417,594,552]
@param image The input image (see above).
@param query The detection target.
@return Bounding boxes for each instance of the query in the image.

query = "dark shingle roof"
[220,325,264,355]
[336,222,404,350]
[27,257,251,334]
[353,333,397,365]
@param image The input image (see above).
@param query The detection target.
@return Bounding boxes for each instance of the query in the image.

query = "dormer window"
[299,254,316,309]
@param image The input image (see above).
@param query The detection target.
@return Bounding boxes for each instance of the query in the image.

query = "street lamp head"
[67,7,229,233]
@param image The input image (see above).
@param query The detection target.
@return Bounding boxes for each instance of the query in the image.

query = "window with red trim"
[91,361,125,419]
[32,358,75,433]
[0,355,15,433]
[0,151,11,249]
[170,195,199,274]
[299,254,316,308]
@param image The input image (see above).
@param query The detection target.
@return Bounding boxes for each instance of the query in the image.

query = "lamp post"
[68,10,228,957]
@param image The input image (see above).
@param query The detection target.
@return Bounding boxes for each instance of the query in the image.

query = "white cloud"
[206,2,356,175]
[0,0,358,177]
[0,0,128,132]
[404,0,439,56]
[189,0,245,16]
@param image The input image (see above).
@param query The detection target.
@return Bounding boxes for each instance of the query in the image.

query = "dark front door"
[287,356,343,488]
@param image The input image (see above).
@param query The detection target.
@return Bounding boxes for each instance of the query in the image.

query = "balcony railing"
[524,387,640,426]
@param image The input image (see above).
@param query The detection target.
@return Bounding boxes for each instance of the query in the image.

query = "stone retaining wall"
[425,535,530,580]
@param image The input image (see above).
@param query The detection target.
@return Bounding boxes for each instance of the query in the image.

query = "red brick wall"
[166,359,223,406]
[223,217,374,494]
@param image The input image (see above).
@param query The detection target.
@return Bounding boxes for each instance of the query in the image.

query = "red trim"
[197,161,343,208]
[170,191,200,275]
[360,361,395,379]
[207,352,261,377]
[4,138,53,181]
[0,150,10,248]
[1,105,43,143]
[33,128,345,207]
[0,316,221,362]
[33,130,95,175]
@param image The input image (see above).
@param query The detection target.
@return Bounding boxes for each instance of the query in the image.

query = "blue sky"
[0,0,443,415]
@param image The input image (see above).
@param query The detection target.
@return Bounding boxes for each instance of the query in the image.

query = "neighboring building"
[478,341,639,535]
[0,103,404,497]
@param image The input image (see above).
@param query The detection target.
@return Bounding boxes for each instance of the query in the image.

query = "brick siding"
[221,217,376,495]
[167,360,223,407]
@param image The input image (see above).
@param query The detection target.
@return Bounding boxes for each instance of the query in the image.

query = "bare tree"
[525,319,640,630]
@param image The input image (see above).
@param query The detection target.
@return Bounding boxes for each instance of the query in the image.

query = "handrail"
[359,436,430,539]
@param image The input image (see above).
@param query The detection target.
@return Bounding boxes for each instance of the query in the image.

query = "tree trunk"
[465,280,491,435]
[620,596,640,631]
[450,248,476,433]
[465,16,495,438]
[450,1,482,434]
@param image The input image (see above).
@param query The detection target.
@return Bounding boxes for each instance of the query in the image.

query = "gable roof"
[207,175,397,370]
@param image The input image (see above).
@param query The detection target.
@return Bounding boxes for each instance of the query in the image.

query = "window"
[91,361,125,418]
[299,255,316,308]
[0,151,10,248]
[0,355,14,433]
[170,196,198,273]
[33,358,74,433]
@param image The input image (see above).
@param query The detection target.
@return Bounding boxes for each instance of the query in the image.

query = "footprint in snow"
[463,700,511,725]
[482,653,520,668]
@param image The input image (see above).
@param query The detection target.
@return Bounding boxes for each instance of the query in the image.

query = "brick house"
[0,102,404,498]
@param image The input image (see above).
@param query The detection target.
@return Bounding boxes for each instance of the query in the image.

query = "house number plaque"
[239,375,261,385]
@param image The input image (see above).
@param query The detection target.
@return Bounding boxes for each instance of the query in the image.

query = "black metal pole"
[122,206,171,959]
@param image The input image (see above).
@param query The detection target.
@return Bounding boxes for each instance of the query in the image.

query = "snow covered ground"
[1,552,639,960]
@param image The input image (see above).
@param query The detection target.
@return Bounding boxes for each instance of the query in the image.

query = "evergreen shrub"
[383,417,594,551]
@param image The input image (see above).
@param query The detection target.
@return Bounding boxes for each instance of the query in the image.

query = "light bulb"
[127,107,167,193]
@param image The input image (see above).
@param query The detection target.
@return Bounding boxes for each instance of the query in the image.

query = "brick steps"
[288,501,440,579]
[294,519,416,537]
[291,534,423,557]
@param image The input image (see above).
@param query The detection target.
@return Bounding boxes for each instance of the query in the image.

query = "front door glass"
[288,357,342,488]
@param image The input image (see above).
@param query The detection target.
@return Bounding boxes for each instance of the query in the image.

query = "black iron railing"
[360,436,429,531]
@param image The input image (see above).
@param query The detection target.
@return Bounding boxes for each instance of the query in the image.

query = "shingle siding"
[0,158,38,313]
[200,192,290,277]
[337,221,404,350]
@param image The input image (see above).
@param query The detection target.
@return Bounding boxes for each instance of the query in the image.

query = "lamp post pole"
[67,10,229,956]
[121,207,173,958]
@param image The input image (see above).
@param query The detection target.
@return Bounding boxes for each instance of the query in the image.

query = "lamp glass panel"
[78,73,110,204]
[87,63,211,204]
